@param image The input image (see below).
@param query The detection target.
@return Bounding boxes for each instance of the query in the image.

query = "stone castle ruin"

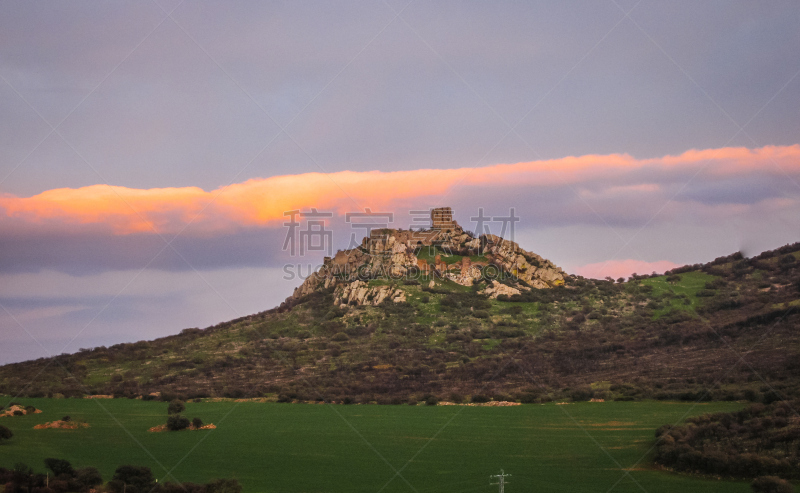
[430,207,455,231]
[292,207,566,306]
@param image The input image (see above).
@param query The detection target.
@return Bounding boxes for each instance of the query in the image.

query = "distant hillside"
[1,215,799,405]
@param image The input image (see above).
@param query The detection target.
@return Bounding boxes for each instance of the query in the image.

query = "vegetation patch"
[654,399,800,480]
[34,416,89,430]
[1,404,42,417]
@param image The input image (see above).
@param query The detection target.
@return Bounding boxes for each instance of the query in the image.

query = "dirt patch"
[148,423,216,432]
[587,421,637,427]
[205,397,273,403]
[34,420,89,430]
[0,405,42,417]
[436,401,521,407]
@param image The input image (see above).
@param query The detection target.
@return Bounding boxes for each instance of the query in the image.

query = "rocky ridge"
[287,208,567,307]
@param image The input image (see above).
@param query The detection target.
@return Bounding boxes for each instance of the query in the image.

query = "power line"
[490,470,511,493]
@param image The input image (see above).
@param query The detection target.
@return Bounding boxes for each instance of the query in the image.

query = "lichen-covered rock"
[333,280,408,307]
[482,234,566,287]
[444,265,483,287]
[480,280,521,299]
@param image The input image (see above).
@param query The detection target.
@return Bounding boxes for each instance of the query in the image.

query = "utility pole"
[490,469,511,493]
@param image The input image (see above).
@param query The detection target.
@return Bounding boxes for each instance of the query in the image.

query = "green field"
[0,398,751,493]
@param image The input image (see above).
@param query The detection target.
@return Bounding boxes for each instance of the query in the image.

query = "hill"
[1,209,799,405]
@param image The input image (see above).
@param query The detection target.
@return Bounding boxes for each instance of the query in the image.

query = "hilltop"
[287,207,566,306]
[1,208,799,405]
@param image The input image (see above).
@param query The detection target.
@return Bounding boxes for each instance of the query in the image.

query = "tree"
[166,415,190,431]
[109,465,155,493]
[0,425,12,442]
[192,417,203,429]
[167,399,185,415]
[11,463,33,488]
[44,458,74,478]
[74,467,103,491]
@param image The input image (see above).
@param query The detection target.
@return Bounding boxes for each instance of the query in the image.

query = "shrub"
[109,466,155,493]
[751,476,793,493]
[205,478,242,493]
[192,417,203,429]
[74,467,103,491]
[61,416,71,422]
[331,332,349,342]
[470,394,490,403]
[0,425,12,442]
[44,458,74,478]
[569,386,593,402]
[167,399,185,415]
[166,415,190,431]
[425,396,438,406]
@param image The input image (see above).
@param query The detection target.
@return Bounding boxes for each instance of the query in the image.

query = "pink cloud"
[573,259,682,280]
[0,144,798,235]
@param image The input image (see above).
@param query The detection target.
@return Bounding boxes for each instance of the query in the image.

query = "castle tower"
[430,207,455,231]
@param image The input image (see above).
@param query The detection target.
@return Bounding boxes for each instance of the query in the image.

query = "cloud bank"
[2,145,799,239]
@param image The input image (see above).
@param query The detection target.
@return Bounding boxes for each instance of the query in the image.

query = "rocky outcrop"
[482,235,565,289]
[286,207,569,307]
[480,280,522,299]
[334,280,407,307]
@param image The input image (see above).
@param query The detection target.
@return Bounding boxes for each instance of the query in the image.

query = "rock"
[334,280,409,307]
[445,265,483,286]
[480,280,521,299]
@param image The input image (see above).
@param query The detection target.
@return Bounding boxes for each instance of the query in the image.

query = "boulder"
[480,280,522,299]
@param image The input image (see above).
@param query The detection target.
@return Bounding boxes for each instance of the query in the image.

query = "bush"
[654,400,800,479]
[74,467,103,491]
[44,459,74,478]
[0,425,12,442]
[751,476,793,493]
[192,417,203,429]
[167,399,186,415]
[109,466,155,493]
[425,396,438,406]
[470,394,490,403]
[205,478,242,493]
[166,415,190,431]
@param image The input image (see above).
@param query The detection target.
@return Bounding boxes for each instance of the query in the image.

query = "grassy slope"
[0,244,798,405]
[0,398,748,493]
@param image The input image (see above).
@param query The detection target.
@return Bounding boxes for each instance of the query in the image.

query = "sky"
[1,1,799,364]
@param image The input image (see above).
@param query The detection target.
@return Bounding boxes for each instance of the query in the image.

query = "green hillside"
[1,243,798,406]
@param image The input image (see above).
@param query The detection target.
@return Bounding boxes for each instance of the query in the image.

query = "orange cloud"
[1,144,798,235]
[573,259,682,280]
